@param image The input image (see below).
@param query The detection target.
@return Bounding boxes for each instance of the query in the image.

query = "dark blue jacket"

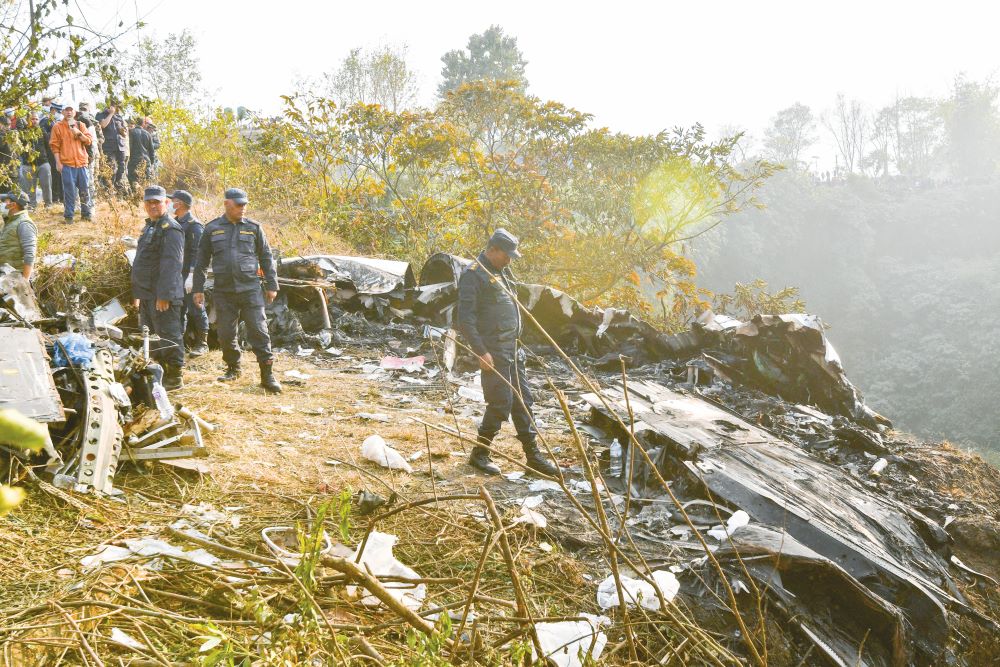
[193,215,278,295]
[131,214,184,302]
[128,126,154,165]
[457,252,521,359]
[176,211,203,278]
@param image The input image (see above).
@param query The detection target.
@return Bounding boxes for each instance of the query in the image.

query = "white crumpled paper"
[80,537,219,570]
[347,532,426,611]
[513,506,548,528]
[361,435,413,473]
[707,509,750,541]
[595,571,680,611]
[533,613,610,667]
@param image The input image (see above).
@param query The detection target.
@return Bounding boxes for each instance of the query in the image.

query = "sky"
[74,0,998,158]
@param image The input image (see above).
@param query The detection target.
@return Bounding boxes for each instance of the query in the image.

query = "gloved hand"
[184,274,193,294]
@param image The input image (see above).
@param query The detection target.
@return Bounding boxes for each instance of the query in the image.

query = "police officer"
[131,185,185,389]
[192,188,281,394]
[457,229,559,476]
[0,191,37,279]
[170,190,208,357]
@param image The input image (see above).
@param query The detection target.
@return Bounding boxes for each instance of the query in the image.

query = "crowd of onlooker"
[0,98,161,223]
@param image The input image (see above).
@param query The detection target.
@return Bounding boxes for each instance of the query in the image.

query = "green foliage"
[439,25,528,96]
[0,0,134,110]
[712,279,805,320]
[942,75,1000,179]
[0,408,49,452]
[190,622,251,666]
[763,103,816,167]
[325,45,419,112]
[264,80,774,324]
[125,30,202,108]
[402,615,453,666]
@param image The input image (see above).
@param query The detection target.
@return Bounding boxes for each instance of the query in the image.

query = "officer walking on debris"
[457,229,559,476]
[192,188,281,394]
[170,190,209,357]
[131,186,185,390]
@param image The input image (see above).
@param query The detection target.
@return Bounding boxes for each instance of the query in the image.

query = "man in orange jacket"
[48,104,93,223]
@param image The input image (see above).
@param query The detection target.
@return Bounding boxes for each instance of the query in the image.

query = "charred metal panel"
[0,327,65,422]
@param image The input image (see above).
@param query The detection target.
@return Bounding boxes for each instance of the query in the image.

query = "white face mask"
[0,203,8,218]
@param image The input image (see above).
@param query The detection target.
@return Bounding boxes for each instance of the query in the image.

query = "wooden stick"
[52,602,105,667]
[478,486,543,661]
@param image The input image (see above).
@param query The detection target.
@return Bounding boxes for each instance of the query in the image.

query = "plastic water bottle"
[609,439,622,477]
[151,382,174,421]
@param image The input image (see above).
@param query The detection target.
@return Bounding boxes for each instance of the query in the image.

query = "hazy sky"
[77,0,997,149]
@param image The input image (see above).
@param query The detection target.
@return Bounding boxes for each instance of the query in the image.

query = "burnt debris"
[1,248,994,665]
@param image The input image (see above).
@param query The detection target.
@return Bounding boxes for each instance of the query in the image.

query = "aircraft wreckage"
[1,249,995,665]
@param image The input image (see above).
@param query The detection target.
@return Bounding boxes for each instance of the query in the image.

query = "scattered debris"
[584,379,973,663]
[262,526,334,565]
[347,532,426,611]
[361,435,414,473]
[595,571,679,611]
[380,355,424,371]
[533,614,610,667]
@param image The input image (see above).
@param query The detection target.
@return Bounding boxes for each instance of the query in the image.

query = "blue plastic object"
[51,333,95,367]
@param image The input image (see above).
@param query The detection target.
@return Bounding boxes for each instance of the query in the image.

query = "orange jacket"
[49,120,92,167]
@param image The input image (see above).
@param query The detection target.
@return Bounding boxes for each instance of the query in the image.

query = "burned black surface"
[583,379,968,665]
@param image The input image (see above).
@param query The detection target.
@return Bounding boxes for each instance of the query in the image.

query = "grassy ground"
[2,201,998,666]
[1,202,637,666]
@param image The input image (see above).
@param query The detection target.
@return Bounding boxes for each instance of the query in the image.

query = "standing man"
[131,186,185,390]
[171,189,208,356]
[18,113,52,209]
[127,118,154,192]
[75,102,100,202]
[38,100,62,203]
[95,102,127,193]
[0,192,37,279]
[457,229,559,476]
[192,188,281,394]
[48,104,92,223]
[144,117,160,178]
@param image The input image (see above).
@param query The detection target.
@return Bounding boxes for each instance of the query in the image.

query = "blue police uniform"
[177,210,209,337]
[457,251,538,448]
[192,213,277,368]
[457,229,558,475]
[131,213,185,369]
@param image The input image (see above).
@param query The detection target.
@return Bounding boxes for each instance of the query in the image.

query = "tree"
[126,30,202,107]
[0,0,134,109]
[271,80,775,319]
[942,75,1000,180]
[0,1,134,186]
[822,94,869,176]
[438,25,528,96]
[891,96,943,179]
[865,105,895,177]
[324,45,419,112]
[762,103,816,168]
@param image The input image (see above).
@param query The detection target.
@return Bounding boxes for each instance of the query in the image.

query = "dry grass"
[4,205,997,665]
[1,206,641,666]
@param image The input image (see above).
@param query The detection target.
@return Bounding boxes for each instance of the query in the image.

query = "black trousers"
[138,299,184,367]
[478,352,538,446]
[215,289,274,366]
[107,151,126,192]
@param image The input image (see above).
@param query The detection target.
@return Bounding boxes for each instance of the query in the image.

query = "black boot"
[218,364,241,382]
[189,331,209,357]
[469,446,501,475]
[259,362,282,394]
[522,441,559,477]
[162,364,183,390]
